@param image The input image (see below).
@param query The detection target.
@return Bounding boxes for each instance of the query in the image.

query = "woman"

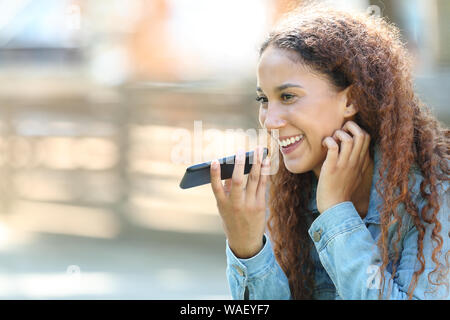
[209,2,449,299]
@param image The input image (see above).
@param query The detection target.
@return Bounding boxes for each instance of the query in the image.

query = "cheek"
[307,123,335,150]
[258,110,266,127]
[297,113,339,151]
[307,103,342,135]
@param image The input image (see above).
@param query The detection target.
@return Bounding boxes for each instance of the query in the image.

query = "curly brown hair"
[260,2,449,299]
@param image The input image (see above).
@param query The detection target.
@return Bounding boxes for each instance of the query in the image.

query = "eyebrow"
[256,83,304,93]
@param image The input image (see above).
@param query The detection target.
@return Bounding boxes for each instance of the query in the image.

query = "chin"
[282,149,320,175]
[283,157,310,174]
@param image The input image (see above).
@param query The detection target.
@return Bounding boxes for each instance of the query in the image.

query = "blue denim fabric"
[225,144,449,300]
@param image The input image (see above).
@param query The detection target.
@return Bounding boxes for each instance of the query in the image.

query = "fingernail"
[211,159,218,169]
[236,148,245,163]
[261,158,271,175]
[259,146,264,160]
[253,147,260,163]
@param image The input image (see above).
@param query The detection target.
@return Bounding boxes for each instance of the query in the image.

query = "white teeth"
[278,134,304,147]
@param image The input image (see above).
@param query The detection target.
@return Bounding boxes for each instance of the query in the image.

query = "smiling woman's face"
[257,45,356,175]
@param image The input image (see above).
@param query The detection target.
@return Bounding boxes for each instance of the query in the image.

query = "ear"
[344,103,358,118]
[340,85,358,118]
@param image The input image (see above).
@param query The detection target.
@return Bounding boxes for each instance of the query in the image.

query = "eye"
[255,96,268,105]
[281,93,295,102]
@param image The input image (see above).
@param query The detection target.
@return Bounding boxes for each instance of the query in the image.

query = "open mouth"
[280,135,304,154]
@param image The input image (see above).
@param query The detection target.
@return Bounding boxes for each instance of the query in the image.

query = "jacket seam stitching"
[317,223,364,252]
[247,259,276,281]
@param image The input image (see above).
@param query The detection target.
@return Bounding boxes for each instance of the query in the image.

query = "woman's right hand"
[210,146,271,259]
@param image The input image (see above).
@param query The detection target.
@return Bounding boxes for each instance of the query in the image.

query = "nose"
[263,106,287,132]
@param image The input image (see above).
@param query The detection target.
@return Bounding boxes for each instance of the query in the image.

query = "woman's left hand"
[316,120,371,214]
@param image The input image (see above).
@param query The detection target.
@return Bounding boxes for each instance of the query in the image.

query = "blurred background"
[0,0,448,299]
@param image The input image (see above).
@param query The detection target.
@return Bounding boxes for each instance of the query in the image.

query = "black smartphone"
[179,147,269,189]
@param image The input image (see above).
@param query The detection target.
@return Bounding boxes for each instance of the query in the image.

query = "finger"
[360,132,371,164]
[224,178,232,195]
[245,146,263,200]
[332,130,353,166]
[256,156,271,204]
[230,148,246,201]
[322,137,339,165]
[210,159,226,203]
[341,120,365,165]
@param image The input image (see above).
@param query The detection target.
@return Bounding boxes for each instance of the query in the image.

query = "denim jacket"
[225,144,449,299]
